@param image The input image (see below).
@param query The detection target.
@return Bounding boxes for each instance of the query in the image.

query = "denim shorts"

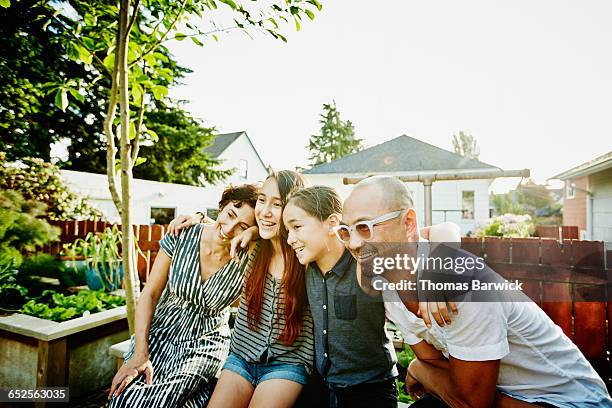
[222,352,309,386]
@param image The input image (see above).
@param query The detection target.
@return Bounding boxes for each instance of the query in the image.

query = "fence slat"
[541,239,572,266]
[510,238,540,264]
[484,237,510,263]
[573,286,607,359]
[572,241,604,269]
[541,283,573,339]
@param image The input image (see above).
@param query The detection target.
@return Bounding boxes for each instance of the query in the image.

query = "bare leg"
[207,369,254,408]
[248,379,304,408]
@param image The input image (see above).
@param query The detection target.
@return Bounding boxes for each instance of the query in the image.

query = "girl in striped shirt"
[208,170,314,408]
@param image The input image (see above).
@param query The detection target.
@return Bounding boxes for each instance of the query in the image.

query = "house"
[202,131,270,218]
[62,131,269,224]
[302,135,502,235]
[551,150,612,244]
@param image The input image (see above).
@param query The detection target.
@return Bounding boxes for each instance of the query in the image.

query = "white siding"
[61,170,215,224]
[202,133,270,212]
[590,167,612,246]
[61,135,268,224]
[303,174,491,235]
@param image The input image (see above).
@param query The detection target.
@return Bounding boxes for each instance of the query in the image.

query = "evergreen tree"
[308,101,363,166]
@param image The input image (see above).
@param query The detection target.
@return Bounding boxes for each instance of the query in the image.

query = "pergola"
[343,168,531,226]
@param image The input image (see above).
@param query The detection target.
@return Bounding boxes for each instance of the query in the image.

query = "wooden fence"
[536,225,580,240]
[462,236,611,386]
[47,221,611,385]
[46,219,166,283]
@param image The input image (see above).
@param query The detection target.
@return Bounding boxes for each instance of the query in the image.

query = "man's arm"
[410,357,539,408]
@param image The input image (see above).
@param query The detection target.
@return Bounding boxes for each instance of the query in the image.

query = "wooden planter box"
[0,306,129,403]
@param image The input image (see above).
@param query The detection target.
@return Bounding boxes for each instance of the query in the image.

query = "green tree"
[452,131,480,160]
[134,103,233,185]
[0,0,107,165]
[5,0,321,332]
[0,0,189,173]
[308,101,363,166]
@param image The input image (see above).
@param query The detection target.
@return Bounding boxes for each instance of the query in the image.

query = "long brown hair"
[244,170,307,346]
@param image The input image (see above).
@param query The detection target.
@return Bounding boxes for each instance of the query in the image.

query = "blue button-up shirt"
[305,249,398,387]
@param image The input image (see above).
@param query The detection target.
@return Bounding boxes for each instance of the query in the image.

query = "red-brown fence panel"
[573,285,607,359]
[541,283,573,339]
[484,237,511,263]
[540,239,573,267]
[510,238,540,265]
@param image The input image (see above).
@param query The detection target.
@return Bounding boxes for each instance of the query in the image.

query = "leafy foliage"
[0,189,60,268]
[474,213,535,238]
[63,225,126,291]
[308,101,363,166]
[0,153,104,220]
[0,261,28,311]
[395,346,416,404]
[21,289,125,322]
[491,180,562,225]
[0,0,109,166]
[452,131,480,160]
[134,104,234,185]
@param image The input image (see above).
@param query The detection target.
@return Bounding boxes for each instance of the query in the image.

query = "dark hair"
[245,170,308,345]
[287,185,343,222]
[218,183,259,210]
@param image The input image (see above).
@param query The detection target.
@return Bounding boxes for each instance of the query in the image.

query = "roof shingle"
[303,135,498,174]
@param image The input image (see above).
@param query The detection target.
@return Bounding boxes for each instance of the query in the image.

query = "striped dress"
[108,224,255,408]
[230,270,314,374]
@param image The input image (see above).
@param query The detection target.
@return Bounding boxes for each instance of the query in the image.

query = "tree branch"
[125,0,141,36]
[128,0,188,69]
[44,9,112,77]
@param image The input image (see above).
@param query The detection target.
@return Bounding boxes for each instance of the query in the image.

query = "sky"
[165,0,612,193]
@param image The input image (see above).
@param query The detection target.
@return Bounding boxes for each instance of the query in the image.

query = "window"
[239,159,248,179]
[566,181,576,199]
[150,207,176,225]
[462,191,475,220]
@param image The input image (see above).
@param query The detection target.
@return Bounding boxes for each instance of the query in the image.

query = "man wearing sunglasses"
[341,176,612,408]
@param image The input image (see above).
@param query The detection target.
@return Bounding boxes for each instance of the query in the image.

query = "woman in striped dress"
[107,184,259,408]
[207,170,314,408]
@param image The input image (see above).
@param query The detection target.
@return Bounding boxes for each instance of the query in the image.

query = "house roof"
[551,150,612,180]
[205,131,244,158]
[303,134,498,174]
[205,131,269,174]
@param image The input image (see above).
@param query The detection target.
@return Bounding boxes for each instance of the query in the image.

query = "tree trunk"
[117,0,139,333]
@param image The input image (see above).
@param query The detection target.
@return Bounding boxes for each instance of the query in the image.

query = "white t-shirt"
[384,289,612,407]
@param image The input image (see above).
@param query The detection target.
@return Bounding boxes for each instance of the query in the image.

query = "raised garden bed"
[0,305,129,401]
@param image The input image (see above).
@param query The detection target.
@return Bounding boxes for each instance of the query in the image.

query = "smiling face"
[255,177,283,240]
[283,201,334,265]
[214,201,256,242]
[342,184,412,262]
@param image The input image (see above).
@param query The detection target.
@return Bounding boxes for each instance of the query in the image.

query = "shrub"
[0,189,60,268]
[0,152,104,220]
[474,213,535,238]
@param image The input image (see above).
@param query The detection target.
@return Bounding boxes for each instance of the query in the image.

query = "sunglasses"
[332,210,405,242]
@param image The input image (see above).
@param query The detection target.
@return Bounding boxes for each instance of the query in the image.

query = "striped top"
[230,264,314,374]
[153,224,256,340]
[112,224,257,407]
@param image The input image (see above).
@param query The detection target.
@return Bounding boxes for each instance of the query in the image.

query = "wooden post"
[36,338,68,408]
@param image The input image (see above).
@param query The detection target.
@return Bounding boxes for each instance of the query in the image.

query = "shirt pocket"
[334,294,357,320]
